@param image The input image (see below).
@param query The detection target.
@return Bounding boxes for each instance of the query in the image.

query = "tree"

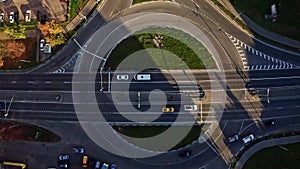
[40,20,65,47]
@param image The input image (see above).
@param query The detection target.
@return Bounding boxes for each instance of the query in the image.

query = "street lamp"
[267,88,270,103]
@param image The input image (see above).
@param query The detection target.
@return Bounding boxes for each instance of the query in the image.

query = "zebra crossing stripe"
[260,65,262,69]
[271,58,274,62]
[275,65,278,69]
[251,48,254,53]
[240,53,245,57]
[259,53,262,57]
[267,56,270,61]
[264,65,267,69]
[240,41,244,47]
[271,65,274,69]
[255,50,258,55]
[275,59,278,63]
[268,65,270,69]
[244,44,247,49]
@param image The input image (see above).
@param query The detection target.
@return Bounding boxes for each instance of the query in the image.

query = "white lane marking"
[45,81,52,84]
[11,81,16,84]
[27,81,34,84]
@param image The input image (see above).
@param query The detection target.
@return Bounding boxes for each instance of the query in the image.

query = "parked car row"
[58,147,117,169]
[0,10,31,23]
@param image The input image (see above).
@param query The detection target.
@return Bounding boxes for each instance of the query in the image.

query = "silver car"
[117,74,129,80]
[9,12,14,23]
[184,105,198,111]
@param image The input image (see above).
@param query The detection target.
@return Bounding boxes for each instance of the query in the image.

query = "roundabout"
[72,11,228,169]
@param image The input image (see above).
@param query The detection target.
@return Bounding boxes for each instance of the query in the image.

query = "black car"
[179,150,191,158]
[264,120,275,126]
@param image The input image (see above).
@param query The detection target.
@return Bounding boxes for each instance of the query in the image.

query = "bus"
[2,161,26,169]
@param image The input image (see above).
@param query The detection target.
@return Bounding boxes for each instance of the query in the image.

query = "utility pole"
[5,96,14,118]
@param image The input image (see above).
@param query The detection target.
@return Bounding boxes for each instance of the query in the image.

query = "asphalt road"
[1,0,300,169]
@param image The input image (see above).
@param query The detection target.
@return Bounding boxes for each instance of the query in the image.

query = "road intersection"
[1,0,300,169]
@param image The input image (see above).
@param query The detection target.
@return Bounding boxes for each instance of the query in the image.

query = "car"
[227,134,239,143]
[58,160,70,169]
[117,74,129,80]
[184,105,198,111]
[242,134,254,144]
[25,10,31,22]
[94,161,101,169]
[111,163,116,169]
[82,155,88,168]
[9,12,14,23]
[72,147,84,154]
[0,13,4,22]
[58,155,69,161]
[40,14,46,24]
[179,150,191,158]
[101,163,109,169]
[162,106,174,113]
[264,119,275,126]
[40,39,45,51]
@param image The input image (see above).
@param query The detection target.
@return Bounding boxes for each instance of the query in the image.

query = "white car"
[9,12,14,23]
[58,154,69,161]
[184,105,198,111]
[117,74,129,80]
[25,10,31,22]
[40,39,45,51]
[228,134,239,143]
[242,134,254,144]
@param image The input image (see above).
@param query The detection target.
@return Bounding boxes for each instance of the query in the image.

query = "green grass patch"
[132,0,157,5]
[243,142,300,169]
[68,0,89,22]
[113,125,203,151]
[231,0,300,41]
[105,28,216,70]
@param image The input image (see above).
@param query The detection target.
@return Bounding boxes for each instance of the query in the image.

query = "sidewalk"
[210,0,300,49]
[235,135,300,169]
[63,0,102,33]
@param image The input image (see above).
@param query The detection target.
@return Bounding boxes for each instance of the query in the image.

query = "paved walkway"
[63,0,104,33]
[235,135,300,169]
[209,0,300,49]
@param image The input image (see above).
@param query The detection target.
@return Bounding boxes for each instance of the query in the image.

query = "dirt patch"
[0,121,60,142]
[0,37,37,70]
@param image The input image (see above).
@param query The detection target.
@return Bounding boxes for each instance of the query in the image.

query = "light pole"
[267,88,270,103]
[100,67,103,92]
[4,96,14,118]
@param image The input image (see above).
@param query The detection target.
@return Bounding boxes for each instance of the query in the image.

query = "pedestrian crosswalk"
[226,33,298,70]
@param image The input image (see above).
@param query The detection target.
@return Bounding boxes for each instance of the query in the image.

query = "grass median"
[243,142,300,169]
[113,125,203,151]
[104,28,216,70]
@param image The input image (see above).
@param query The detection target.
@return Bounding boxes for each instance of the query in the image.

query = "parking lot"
[0,0,67,22]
